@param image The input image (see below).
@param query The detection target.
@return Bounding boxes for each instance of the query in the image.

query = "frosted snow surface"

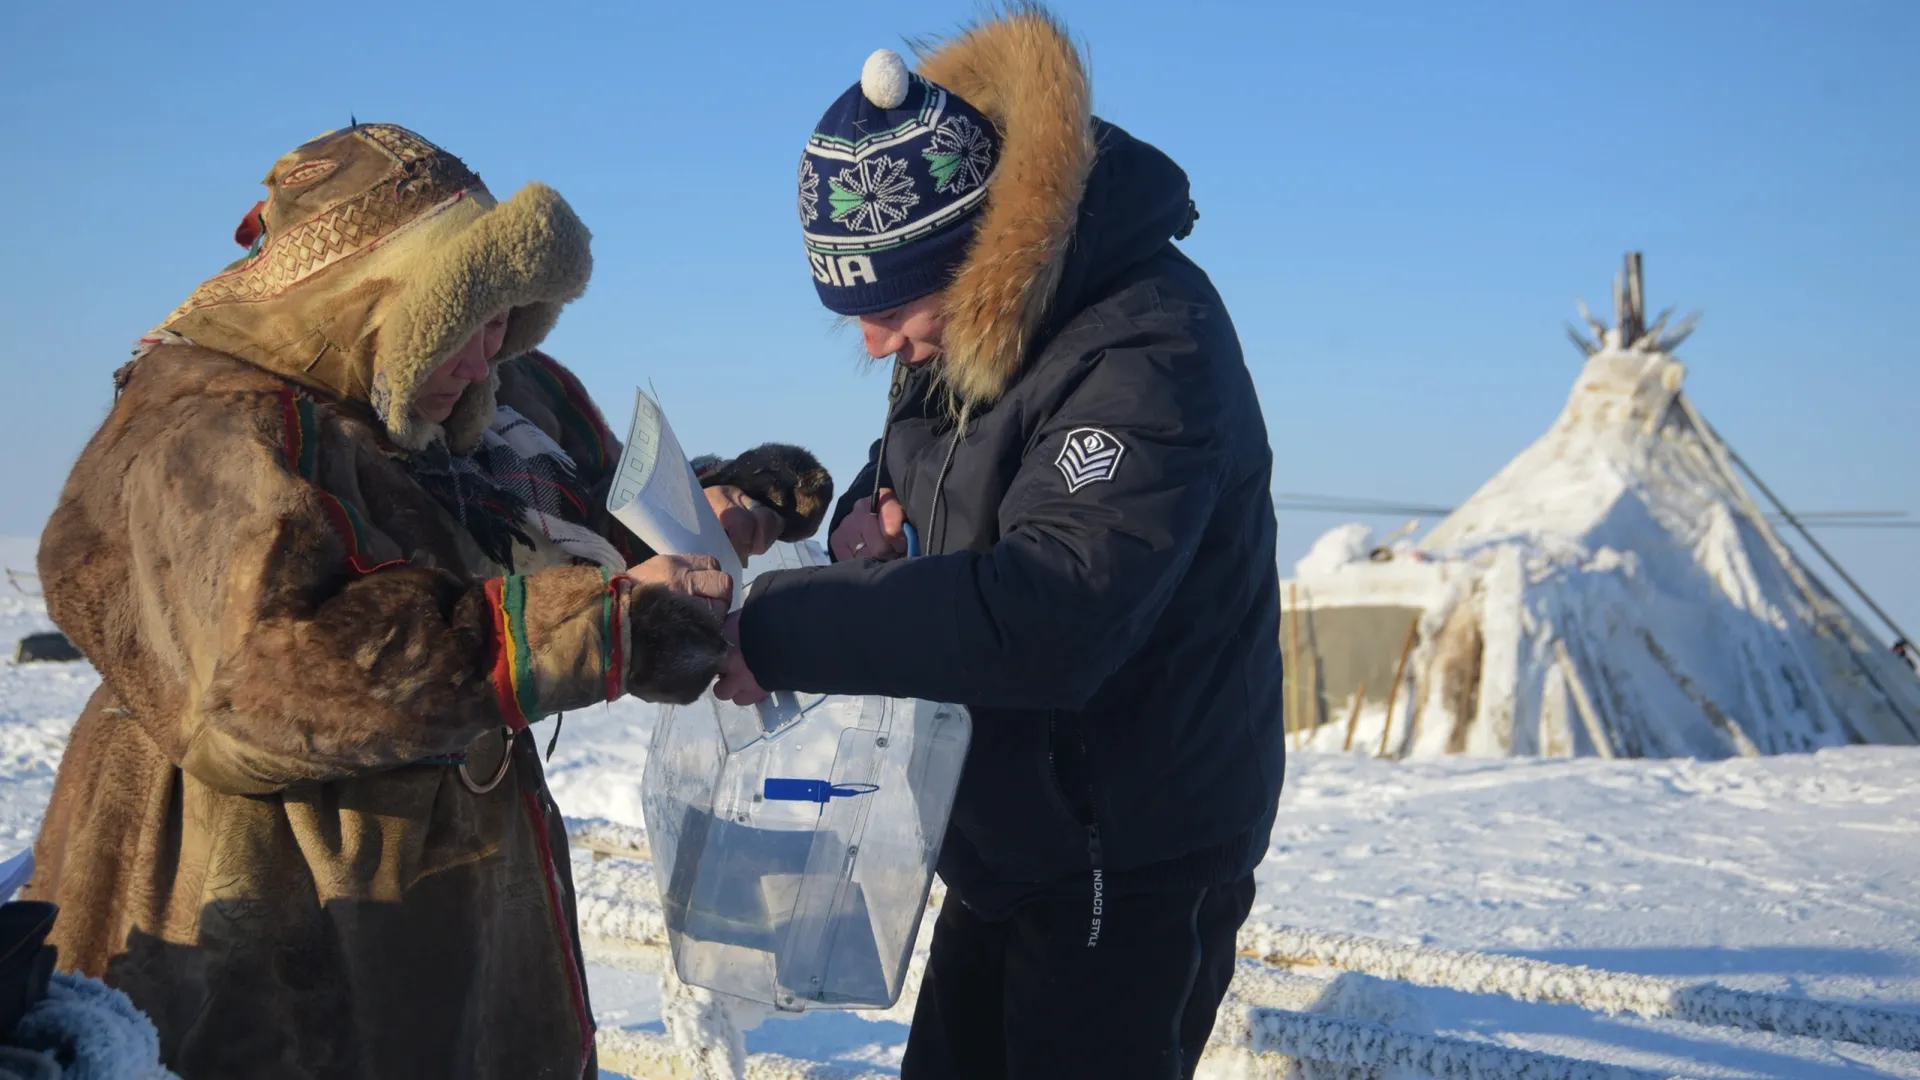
[556,700,1920,1079]
[1288,348,1920,759]
[4,539,1919,1077]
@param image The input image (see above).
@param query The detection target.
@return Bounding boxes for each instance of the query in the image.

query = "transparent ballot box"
[641,549,970,1010]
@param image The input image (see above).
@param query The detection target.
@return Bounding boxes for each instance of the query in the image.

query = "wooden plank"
[1379,616,1419,757]
[1341,681,1367,752]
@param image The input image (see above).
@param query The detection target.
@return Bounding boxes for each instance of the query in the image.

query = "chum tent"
[1281,254,1920,759]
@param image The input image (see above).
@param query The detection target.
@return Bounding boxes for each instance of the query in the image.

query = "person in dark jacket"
[714,9,1285,1077]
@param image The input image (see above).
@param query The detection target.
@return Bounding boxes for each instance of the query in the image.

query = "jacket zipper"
[1052,708,1107,948]
[924,420,964,556]
[870,360,912,509]
[870,363,961,556]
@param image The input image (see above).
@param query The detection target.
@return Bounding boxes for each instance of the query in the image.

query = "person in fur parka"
[25,123,832,1080]
[718,9,1284,1078]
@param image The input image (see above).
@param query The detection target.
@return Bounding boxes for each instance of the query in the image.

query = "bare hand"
[705,485,784,564]
[625,554,732,620]
[714,611,769,705]
[829,489,909,562]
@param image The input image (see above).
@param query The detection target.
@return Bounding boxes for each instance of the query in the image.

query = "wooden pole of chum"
[1623,251,1645,343]
[1342,682,1367,752]
[1553,639,1616,759]
[1377,616,1419,757]
[1640,629,1761,756]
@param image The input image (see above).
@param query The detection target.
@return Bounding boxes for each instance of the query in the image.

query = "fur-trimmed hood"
[916,7,1096,407]
[151,123,591,453]
[914,7,1199,407]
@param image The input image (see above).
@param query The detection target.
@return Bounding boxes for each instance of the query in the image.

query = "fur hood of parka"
[148,122,592,454]
[911,5,1097,407]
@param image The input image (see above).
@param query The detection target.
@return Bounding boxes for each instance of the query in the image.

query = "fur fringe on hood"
[152,124,591,453]
[916,4,1097,406]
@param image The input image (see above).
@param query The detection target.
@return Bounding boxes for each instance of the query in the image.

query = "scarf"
[408,404,627,573]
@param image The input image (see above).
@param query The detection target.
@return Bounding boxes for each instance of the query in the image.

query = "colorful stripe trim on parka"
[278,385,404,576]
[485,575,539,731]
[521,785,596,1068]
[601,568,628,704]
[485,571,628,730]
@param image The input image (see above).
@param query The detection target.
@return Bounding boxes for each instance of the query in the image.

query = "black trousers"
[900,875,1256,1080]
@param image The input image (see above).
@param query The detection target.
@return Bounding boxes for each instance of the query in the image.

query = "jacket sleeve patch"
[1054,428,1126,493]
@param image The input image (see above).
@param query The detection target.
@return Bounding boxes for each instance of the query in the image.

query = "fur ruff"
[916,4,1096,406]
[151,124,592,455]
[627,587,730,703]
[380,182,593,452]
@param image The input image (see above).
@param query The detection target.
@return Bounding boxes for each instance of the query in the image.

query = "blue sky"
[2,0,1915,639]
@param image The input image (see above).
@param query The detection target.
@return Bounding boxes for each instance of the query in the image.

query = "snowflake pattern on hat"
[799,53,1002,314]
[828,156,921,235]
[924,116,995,195]
[797,159,820,226]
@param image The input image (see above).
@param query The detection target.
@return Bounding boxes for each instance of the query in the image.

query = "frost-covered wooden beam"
[567,815,652,862]
[1240,924,1920,1052]
[596,1028,895,1080]
[569,833,1920,1062]
[574,855,669,956]
[568,862,1715,1080]
[1240,1007,1698,1080]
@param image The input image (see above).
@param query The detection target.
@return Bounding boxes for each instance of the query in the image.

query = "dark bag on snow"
[12,636,81,665]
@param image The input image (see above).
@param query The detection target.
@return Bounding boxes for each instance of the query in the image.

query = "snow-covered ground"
[3,536,1918,1078]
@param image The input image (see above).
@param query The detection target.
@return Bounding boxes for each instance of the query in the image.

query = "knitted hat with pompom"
[798,48,1001,315]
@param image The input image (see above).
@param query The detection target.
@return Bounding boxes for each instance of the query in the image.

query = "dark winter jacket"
[740,16,1285,915]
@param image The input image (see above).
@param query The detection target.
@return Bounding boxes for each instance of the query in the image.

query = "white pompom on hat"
[802,45,1000,315]
[861,48,912,109]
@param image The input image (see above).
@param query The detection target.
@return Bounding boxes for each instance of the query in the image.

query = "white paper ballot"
[608,389,817,738]
[607,389,746,609]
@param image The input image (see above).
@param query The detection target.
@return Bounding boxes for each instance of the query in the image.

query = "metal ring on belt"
[458,727,515,794]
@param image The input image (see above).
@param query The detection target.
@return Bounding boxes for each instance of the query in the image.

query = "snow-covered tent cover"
[1283,254,1920,759]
